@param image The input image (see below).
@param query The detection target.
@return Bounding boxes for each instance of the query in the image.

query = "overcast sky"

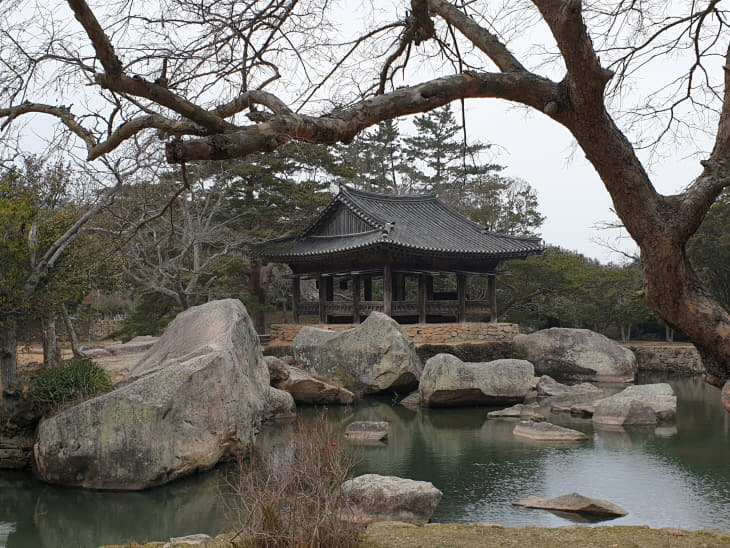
[457,99,707,264]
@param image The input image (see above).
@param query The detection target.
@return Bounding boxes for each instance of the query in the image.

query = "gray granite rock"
[513,420,590,442]
[273,365,354,405]
[266,387,296,420]
[34,299,269,490]
[487,403,545,421]
[345,421,389,443]
[293,312,421,394]
[592,383,676,427]
[264,355,290,384]
[513,492,627,517]
[419,354,534,407]
[536,375,602,398]
[513,328,637,383]
[342,474,442,525]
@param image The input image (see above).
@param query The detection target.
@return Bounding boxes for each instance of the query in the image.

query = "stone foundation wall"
[269,322,522,345]
[625,344,705,375]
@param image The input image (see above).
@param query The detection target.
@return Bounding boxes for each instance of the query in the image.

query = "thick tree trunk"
[641,246,730,387]
[40,310,61,370]
[0,324,19,395]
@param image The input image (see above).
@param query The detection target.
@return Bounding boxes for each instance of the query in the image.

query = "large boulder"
[419,354,534,407]
[513,328,637,383]
[34,299,270,490]
[293,312,422,394]
[592,383,677,427]
[513,493,627,517]
[273,364,354,405]
[342,474,442,525]
[723,381,730,413]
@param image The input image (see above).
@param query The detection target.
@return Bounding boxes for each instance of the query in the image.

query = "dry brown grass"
[223,413,361,548]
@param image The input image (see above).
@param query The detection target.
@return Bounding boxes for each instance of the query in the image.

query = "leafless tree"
[2,0,730,396]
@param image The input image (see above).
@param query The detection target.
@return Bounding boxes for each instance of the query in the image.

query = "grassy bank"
[104,523,730,548]
[362,522,730,547]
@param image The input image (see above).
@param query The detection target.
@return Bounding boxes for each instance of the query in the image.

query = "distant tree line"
[5,110,730,389]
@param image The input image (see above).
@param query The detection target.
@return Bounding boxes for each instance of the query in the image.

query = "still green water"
[1,374,729,547]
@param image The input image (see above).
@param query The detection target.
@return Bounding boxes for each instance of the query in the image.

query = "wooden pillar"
[488,274,497,323]
[426,275,434,299]
[325,277,334,301]
[418,274,427,323]
[318,276,327,323]
[457,273,466,322]
[352,276,361,324]
[383,265,392,317]
[292,276,300,323]
[391,272,403,301]
[364,277,373,301]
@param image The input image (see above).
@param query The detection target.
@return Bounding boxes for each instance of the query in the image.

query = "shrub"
[225,413,361,548]
[29,359,113,408]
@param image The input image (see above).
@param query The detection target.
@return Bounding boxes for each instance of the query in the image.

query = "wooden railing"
[298,300,491,318]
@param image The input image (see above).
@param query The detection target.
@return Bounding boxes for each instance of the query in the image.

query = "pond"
[1,374,729,547]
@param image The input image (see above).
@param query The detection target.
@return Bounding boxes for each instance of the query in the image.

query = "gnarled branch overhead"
[3,0,730,392]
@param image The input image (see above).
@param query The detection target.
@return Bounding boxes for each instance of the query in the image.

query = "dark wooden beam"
[457,273,466,322]
[418,274,427,323]
[488,274,497,322]
[352,276,361,324]
[318,276,327,323]
[383,265,392,317]
[292,276,300,323]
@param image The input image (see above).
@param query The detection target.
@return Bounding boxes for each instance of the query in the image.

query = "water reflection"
[1,376,729,547]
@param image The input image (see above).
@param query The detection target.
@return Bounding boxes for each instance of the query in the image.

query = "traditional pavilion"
[253,185,544,324]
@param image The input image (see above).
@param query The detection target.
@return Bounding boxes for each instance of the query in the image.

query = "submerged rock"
[273,364,354,405]
[399,391,421,408]
[419,354,534,407]
[487,403,545,422]
[536,375,602,398]
[513,492,628,517]
[592,383,677,427]
[345,421,389,443]
[34,299,270,490]
[513,328,637,383]
[293,312,422,394]
[342,474,442,525]
[513,420,590,442]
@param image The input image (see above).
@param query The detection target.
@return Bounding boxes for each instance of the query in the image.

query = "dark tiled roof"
[254,185,544,260]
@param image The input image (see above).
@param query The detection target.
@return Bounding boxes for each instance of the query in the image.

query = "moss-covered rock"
[34,299,269,490]
[293,312,422,394]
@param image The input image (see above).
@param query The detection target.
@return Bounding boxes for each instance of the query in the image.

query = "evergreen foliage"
[28,359,113,408]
